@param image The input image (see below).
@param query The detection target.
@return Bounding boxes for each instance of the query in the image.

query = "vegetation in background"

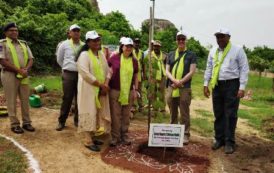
[0,0,136,72]
[1,0,273,74]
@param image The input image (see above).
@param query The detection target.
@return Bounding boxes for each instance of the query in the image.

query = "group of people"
[56,25,139,151]
[0,22,249,154]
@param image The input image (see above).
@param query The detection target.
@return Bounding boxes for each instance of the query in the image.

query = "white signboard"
[148,123,185,147]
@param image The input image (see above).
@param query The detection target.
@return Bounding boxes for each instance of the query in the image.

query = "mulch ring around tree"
[101,131,210,173]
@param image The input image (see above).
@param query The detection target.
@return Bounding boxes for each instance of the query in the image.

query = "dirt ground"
[0,97,273,173]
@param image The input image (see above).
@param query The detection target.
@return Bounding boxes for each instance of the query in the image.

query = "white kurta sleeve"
[77,52,97,84]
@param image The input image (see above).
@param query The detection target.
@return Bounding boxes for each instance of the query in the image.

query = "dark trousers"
[213,79,240,146]
[58,71,78,125]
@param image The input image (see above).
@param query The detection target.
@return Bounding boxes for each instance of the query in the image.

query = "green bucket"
[34,84,46,93]
[29,94,42,108]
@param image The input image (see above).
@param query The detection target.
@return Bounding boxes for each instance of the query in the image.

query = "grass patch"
[239,107,274,129]
[193,109,214,136]
[191,118,214,137]
[238,73,274,139]
[151,111,170,123]
[30,75,62,92]
[191,72,204,99]
[238,109,261,129]
[0,137,27,173]
[195,109,213,118]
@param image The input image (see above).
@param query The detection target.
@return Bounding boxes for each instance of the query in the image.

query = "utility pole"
[151,0,155,39]
[148,0,155,132]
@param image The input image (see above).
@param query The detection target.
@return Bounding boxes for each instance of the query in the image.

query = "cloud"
[98,0,274,48]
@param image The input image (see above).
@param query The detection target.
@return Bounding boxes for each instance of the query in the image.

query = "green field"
[0,137,27,173]
[192,72,274,139]
[29,72,273,139]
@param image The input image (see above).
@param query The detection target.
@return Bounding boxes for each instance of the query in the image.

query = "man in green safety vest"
[151,40,167,112]
[132,38,145,112]
[0,22,35,134]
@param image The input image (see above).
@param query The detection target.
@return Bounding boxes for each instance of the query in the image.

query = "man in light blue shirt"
[56,24,83,131]
[203,28,249,154]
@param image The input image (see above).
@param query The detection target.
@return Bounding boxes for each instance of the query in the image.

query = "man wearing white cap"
[56,24,84,131]
[204,28,249,154]
[166,31,197,145]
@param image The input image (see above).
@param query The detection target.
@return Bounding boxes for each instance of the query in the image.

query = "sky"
[98,0,274,49]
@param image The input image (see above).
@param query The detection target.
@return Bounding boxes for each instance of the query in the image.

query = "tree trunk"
[272,78,274,92]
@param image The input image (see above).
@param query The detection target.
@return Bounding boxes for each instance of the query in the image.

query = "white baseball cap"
[119,36,127,44]
[176,31,188,38]
[85,30,100,40]
[69,24,80,31]
[122,37,133,45]
[214,28,230,36]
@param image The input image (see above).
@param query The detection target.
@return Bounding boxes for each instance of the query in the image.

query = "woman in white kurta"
[76,31,111,152]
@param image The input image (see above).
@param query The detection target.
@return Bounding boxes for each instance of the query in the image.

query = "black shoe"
[225,145,235,154]
[109,139,118,147]
[56,123,65,131]
[85,144,100,152]
[11,126,24,134]
[93,139,104,145]
[212,141,225,150]
[122,139,132,145]
[22,124,35,132]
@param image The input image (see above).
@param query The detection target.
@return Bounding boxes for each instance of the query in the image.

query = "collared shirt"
[56,39,82,72]
[108,53,138,91]
[167,50,197,88]
[204,44,249,90]
[0,39,34,67]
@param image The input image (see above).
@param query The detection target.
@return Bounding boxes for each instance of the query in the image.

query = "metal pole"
[148,0,155,133]
[147,7,153,133]
[151,0,155,40]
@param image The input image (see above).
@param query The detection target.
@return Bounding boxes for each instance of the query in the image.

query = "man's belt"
[217,78,239,84]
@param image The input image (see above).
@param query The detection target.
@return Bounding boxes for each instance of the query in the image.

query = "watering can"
[29,94,42,108]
